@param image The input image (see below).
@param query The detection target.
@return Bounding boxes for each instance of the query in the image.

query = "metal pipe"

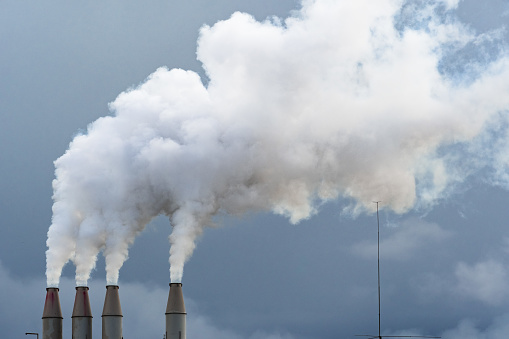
[165,283,186,339]
[102,285,123,339]
[72,286,93,339]
[42,287,62,339]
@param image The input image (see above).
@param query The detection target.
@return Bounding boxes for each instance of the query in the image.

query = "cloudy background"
[2,0,509,338]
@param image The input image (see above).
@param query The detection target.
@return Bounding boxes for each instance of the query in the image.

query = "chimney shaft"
[72,286,93,339]
[102,285,123,339]
[165,283,186,339]
[42,287,63,339]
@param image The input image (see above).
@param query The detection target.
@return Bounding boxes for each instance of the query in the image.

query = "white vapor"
[46,0,509,286]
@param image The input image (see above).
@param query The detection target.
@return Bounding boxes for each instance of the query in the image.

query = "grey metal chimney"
[42,287,63,339]
[72,286,93,339]
[165,283,186,339]
[102,285,123,339]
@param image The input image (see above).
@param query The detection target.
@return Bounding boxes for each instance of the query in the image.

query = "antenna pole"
[355,201,440,339]
[376,201,381,339]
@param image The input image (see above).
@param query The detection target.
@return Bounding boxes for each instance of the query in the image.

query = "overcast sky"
[2,0,509,338]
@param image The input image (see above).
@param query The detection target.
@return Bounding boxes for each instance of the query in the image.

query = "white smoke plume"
[46,0,509,286]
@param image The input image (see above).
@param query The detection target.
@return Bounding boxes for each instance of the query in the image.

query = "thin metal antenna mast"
[354,201,440,339]
[376,201,381,339]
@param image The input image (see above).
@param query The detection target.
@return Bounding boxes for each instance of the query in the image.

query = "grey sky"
[2,0,509,338]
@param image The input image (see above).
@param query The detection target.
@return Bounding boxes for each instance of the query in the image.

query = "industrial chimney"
[102,285,123,339]
[165,283,186,339]
[42,287,63,339]
[72,286,93,339]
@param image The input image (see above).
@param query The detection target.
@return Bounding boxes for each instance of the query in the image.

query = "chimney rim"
[101,314,124,318]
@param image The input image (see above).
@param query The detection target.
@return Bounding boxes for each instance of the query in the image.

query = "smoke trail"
[46,0,509,286]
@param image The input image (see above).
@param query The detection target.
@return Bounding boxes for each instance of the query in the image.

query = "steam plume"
[46,0,509,286]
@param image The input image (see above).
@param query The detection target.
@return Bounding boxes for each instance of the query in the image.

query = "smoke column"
[46,0,509,286]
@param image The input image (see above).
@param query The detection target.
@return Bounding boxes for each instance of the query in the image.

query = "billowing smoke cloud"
[46,0,509,286]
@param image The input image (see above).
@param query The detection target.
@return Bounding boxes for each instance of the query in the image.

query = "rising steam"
[46,0,509,287]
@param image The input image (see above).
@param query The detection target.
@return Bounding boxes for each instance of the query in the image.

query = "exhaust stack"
[102,285,123,339]
[42,287,63,339]
[165,283,186,339]
[72,286,93,339]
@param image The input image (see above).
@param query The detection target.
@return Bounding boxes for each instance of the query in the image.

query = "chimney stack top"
[72,286,93,318]
[166,283,186,314]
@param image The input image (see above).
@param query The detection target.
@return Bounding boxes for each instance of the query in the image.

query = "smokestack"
[72,286,93,339]
[102,285,123,339]
[165,283,186,339]
[42,287,63,339]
